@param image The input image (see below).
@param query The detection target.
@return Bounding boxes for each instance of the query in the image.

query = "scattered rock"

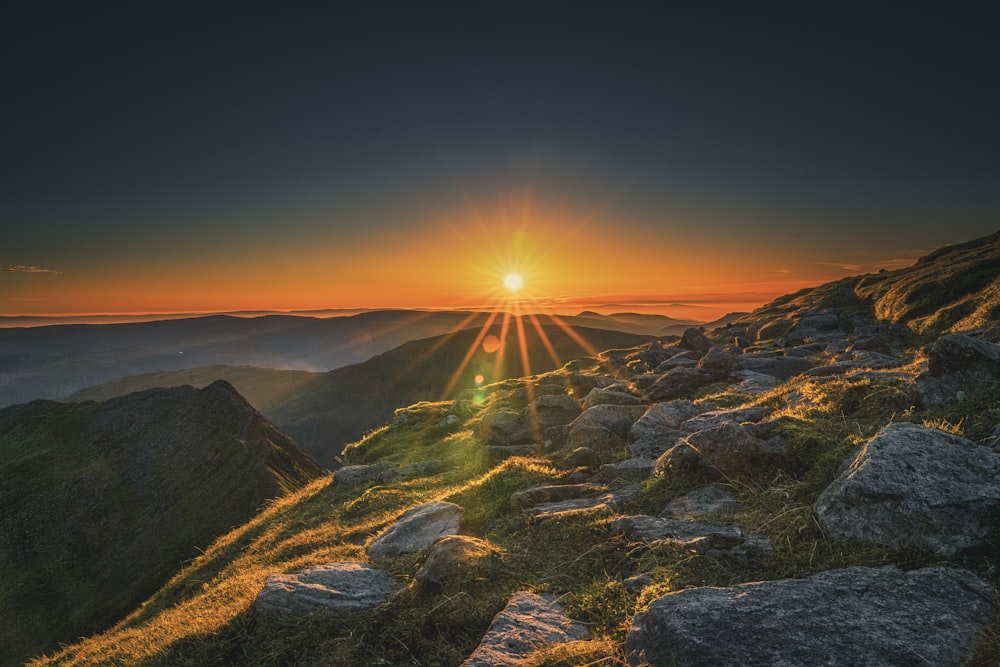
[661,485,742,519]
[622,573,654,592]
[511,483,604,506]
[480,410,529,447]
[582,387,643,409]
[592,457,655,485]
[611,515,771,560]
[645,367,716,401]
[557,446,601,470]
[256,562,400,618]
[679,406,766,433]
[678,327,712,353]
[334,463,395,487]
[918,333,1000,406]
[655,422,786,475]
[628,401,705,454]
[570,404,648,440]
[461,592,587,667]
[529,485,642,522]
[815,422,1000,555]
[624,566,997,667]
[531,394,583,431]
[415,535,497,586]
[734,354,816,380]
[697,346,735,374]
[367,501,463,561]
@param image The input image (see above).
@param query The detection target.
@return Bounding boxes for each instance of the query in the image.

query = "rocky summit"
[19,232,1000,666]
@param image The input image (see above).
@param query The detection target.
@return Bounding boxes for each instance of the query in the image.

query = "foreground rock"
[625,566,997,666]
[612,515,771,561]
[367,501,463,561]
[256,562,400,617]
[461,592,587,666]
[816,422,1000,555]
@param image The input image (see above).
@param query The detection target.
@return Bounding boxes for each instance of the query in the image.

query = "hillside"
[21,232,1000,666]
[270,322,655,465]
[731,231,1000,342]
[0,382,326,665]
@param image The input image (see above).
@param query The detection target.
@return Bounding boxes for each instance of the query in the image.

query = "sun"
[503,272,524,293]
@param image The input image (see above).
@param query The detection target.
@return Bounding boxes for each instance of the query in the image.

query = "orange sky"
[1,192,929,323]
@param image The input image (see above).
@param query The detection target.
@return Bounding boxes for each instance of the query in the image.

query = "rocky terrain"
[0,382,326,665]
[19,232,1000,666]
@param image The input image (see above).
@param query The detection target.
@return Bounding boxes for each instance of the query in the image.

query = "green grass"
[26,345,1000,666]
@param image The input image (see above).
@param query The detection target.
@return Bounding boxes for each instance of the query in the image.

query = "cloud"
[0,264,62,274]
[811,262,862,272]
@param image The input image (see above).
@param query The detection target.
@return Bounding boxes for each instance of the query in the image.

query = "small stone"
[256,562,400,618]
[415,535,497,586]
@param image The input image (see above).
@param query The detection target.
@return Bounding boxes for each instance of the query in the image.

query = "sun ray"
[527,312,562,368]
[440,310,500,399]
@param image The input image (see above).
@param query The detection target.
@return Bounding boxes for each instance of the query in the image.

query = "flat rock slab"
[625,566,997,667]
[816,422,1000,555]
[256,562,399,617]
[679,406,766,433]
[529,485,641,521]
[367,501,463,561]
[461,592,587,666]
[611,515,772,559]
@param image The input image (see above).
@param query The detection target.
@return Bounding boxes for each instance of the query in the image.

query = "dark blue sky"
[2,2,998,314]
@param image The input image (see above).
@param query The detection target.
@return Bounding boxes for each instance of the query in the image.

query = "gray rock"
[622,572,654,592]
[679,327,712,353]
[611,515,771,559]
[815,423,1000,555]
[661,485,742,519]
[697,346,735,373]
[728,369,779,394]
[625,565,997,667]
[256,562,400,617]
[592,457,655,484]
[461,592,587,667]
[530,394,582,431]
[582,387,643,409]
[918,334,1000,406]
[479,410,529,447]
[654,422,786,475]
[563,404,646,454]
[530,485,642,521]
[653,352,699,373]
[557,446,601,469]
[679,406,766,433]
[415,535,496,586]
[511,483,604,506]
[367,501,463,561]
[571,404,648,440]
[734,355,816,380]
[803,350,907,377]
[645,367,716,401]
[334,463,395,487]
[393,459,447,480]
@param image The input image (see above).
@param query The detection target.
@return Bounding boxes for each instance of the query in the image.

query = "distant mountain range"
[0,309,712,409]
[0,381,325,664]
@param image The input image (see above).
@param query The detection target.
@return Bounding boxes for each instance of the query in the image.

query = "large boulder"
[918,334,1000,405]
[564,404,647,454]
[815,423,1000,555]
[367,501,463,561]
[625,566,996,666]
[530,394,583,431]
[461,592,587,666]
[678,327,712,353]
[256,562,400,618]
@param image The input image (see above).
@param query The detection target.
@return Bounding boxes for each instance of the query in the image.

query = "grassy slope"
[0,383,326,666]
[737,230,1000,339]
[29,347,1000,666]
